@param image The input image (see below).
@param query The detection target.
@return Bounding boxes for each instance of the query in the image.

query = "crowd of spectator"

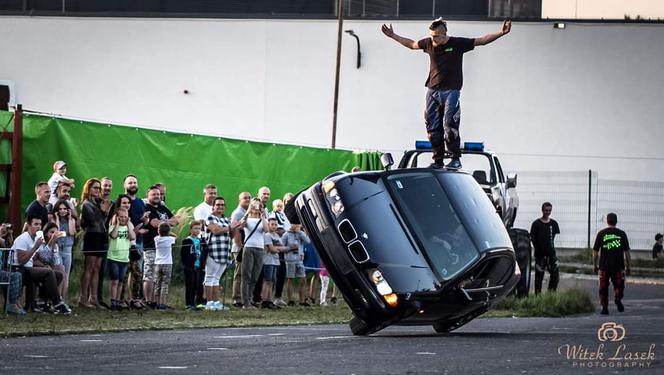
[1,160,337,315]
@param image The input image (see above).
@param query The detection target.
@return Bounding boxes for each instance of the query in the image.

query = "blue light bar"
[415,140,432,150]
[463,142,484,151]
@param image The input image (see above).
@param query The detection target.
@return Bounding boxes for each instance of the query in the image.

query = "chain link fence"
[513,171,664,251]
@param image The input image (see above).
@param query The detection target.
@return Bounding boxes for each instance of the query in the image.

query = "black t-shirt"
[25,200,49,227]
[530,219,560,258]
[143,203,173,251]
[653,242,663,259]
[418,37,475,90]
[593,227,630,272]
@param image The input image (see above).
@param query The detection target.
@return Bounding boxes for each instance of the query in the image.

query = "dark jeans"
[184,268,204,307]
[425,88,461,162]
[599,270,625,306]
[274,261,286,299]
[19,267,63,308]
[534,253,560,294]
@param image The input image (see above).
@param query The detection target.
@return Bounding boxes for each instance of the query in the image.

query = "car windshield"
[385,171,479,280]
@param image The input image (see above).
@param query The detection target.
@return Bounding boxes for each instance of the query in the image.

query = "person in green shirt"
[107,207,136,311]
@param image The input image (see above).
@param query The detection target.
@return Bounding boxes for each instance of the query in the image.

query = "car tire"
[508,228,531,298]
[284,195,301,225]
[349,316,372,336]
[432,308,487,333]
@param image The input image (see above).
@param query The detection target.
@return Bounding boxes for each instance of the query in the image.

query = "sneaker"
[445,159,462,170]
[287,301,296,306]
[147,301,157,310]
[97,300,111,310]
[53,302,72,315]
[242,304,257,310]
[330,297,338,304]
[299,302,311,307]
[196,303,207,309]
[156,304,167,311]
[213,301,229,311]
[232,301,244,308]
[7,305,27,316]
[320,301,328,306]
[600,306,609,315]
[205,301,216,310]
[615,300,625,312]
[273,298,287,306]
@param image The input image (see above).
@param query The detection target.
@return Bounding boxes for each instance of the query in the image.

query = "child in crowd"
[281,223,311,306]
[53,199,77,303]
[270,199,291,231]
[303,242,320,305]
[181,220,206,310]
[107,207,136,311]
[319,259,330,306]
[154,222,176,310]
[261,218,286,309]
[47,160,75,205]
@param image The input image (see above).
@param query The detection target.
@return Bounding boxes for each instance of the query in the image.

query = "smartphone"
[57,231,67,238]
[36,230,44,240]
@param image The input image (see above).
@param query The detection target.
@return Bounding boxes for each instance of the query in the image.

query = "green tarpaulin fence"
[0,111,382,219]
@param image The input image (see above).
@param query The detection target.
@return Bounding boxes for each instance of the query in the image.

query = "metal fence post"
[587,169,591,249]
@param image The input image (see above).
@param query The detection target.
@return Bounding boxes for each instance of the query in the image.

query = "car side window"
[494,157,505,183]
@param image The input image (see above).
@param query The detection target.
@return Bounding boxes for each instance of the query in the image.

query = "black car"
[286,164,521,335]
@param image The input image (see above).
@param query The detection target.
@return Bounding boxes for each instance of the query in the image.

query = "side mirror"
[380,153,394,170]
[506,173,517,189]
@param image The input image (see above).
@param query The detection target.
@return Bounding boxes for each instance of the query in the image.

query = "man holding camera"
[10,215,70,314]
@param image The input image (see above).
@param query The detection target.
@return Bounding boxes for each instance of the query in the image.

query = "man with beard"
[47,181,79,222]
[124,174,149,307]
[143,185,179,308]
[230,191,251,307]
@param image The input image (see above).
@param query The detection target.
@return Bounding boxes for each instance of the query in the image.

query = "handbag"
[236,219,261,263]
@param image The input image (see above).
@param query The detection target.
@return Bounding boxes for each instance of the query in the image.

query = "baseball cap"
[53,160,67,171]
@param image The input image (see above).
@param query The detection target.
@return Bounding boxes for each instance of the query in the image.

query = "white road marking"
[158,366,188,369]
[214,334,263,339]
[207,348,228,351]
[79,339,102,342]
[315,336,354,340]
[267,333,286,336]
[416,352,437,355]
[24,355,48,358]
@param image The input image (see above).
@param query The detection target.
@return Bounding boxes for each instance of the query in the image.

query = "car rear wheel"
[349,316,372,336]
[432,308,488,333]
[508,228,531,298]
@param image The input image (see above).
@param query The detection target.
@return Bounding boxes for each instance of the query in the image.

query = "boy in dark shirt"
[653,233,663,259]
[593,212,631,315]
[381,18,511,169]
[530,202,560,294]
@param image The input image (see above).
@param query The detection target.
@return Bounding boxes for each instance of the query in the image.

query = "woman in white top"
[240,198,269,308]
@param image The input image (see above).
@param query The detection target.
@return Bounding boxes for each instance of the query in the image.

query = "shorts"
[263,264,278,282]
[107,259,129,281]
[155,264,173,296]
[286,262,305,279]
[142,250,156,282]
[204,258,228,287]
[83,231,107,257]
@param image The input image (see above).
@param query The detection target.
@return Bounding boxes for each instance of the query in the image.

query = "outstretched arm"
[381,24,420,50]
[474,20,511,46]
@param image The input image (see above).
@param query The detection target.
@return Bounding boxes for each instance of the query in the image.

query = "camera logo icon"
[597,322,626,342]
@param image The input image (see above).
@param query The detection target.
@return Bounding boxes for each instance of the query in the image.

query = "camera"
[1,223,11,230]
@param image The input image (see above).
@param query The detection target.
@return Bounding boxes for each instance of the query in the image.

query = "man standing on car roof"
[530,202,560,294]
[381,18,511,169]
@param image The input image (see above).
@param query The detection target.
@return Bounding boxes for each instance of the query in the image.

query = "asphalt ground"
[1,276,662,374]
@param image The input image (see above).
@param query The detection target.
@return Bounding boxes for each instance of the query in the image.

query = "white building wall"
[1,16,663,182]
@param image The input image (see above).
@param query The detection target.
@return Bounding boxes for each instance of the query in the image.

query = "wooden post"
[9,104,23,229]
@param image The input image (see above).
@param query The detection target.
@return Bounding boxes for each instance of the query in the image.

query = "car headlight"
[369,269,398,307]
[322,181,345,216]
